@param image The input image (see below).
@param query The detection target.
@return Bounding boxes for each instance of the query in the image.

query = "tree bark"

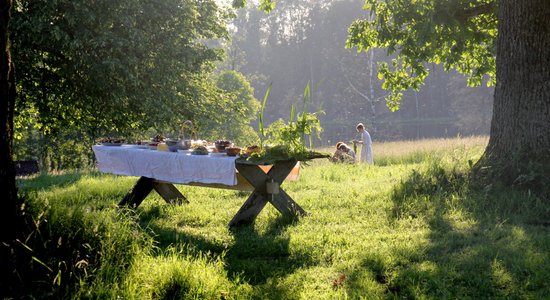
[1,0,18,295]
[1,0,17,240]
[476,0,550,190]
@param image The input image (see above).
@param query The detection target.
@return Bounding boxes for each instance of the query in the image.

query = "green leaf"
[232,0,246,8]
[259,0,276,12]
[258,83,272,145]
[346,0,497,110]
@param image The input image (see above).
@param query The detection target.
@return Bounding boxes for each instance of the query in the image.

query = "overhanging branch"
[456,3,496,23]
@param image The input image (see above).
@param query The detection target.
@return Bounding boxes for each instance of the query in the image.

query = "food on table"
[239,145,261,157]
[157,143,169,152]
[214,140,232,152]
[99,137,125,146]
[99,137,124,143]
[191,146,209,155]
[246,145,261,153]
[225,147,241,156]
[142,135,166,150]
[151,135,165,143]
[191,140,206,148]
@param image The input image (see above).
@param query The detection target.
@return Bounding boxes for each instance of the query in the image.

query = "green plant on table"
[241,81,329,165]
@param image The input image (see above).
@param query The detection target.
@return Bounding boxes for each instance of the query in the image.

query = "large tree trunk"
[476,0,550,191]
[1,0,17,258]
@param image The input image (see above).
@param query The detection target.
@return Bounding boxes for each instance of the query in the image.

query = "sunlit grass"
[13,135,550,299]
[319,135,488,166]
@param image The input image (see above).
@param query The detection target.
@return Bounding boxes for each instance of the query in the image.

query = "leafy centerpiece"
[237,82,330,165]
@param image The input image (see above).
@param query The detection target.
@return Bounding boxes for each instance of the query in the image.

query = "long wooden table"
[92,145,305,227]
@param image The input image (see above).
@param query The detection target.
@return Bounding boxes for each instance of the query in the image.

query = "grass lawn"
[11,135,550,299]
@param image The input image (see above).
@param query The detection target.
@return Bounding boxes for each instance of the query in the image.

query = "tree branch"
[457,3,496,23]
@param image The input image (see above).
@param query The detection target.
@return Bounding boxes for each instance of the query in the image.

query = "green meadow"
[14,136,550,299]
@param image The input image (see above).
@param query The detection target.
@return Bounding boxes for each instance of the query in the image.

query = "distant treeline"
[10,0,493,171]
[224,0,493,144]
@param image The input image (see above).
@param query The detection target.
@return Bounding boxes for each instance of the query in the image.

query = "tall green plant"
[258,83,272,150]
[244,82,327,164]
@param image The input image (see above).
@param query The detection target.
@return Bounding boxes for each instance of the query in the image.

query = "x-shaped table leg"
[229,160,306,227]
[119,176,188,208]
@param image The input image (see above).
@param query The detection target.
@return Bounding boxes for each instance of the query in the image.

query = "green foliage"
[245,82,329,164]
[233,0,276,12]
[131,248,252,300]
[227,0,484,144]
[11,138,550,298]
[199,70,261,145]
[391,159,468,218]
[267,82,323,151]
[6,176,153,298]
[13,113,96,171]
[346,0,497,109]
[11,0,231,136]
[258,82,272,148]
[264,112,322,153]
[10,0,237,170]
[259,0,277,12]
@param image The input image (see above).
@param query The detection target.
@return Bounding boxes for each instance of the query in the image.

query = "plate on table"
[177,149,192,154]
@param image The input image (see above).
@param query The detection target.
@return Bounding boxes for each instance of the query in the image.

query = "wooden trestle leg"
[229,160,306,227]
[119,176,187,208]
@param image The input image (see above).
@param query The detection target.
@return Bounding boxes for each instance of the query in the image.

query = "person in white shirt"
[353,123,373,164]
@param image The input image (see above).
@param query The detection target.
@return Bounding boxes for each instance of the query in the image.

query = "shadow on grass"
[140,209,305,287]
[346,162,550,298]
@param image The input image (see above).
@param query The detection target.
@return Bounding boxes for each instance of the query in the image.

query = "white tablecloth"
[92,145,238,185]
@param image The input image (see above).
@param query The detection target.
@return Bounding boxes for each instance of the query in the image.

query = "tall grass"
[10,135,550,299]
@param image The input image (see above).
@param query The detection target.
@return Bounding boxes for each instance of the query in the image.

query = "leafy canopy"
[207,70,261,145]
[11,0,232,137]
[345,0,497,111]
[232,0,276,13]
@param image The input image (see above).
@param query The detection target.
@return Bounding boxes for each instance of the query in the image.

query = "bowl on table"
[225,147,241,157]
[191,146,209,155]
[214,140,232,152]
[165,139,178,152]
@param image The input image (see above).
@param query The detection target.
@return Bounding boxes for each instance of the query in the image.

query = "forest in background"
[10,0,493,171]
[223,0,493,143]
